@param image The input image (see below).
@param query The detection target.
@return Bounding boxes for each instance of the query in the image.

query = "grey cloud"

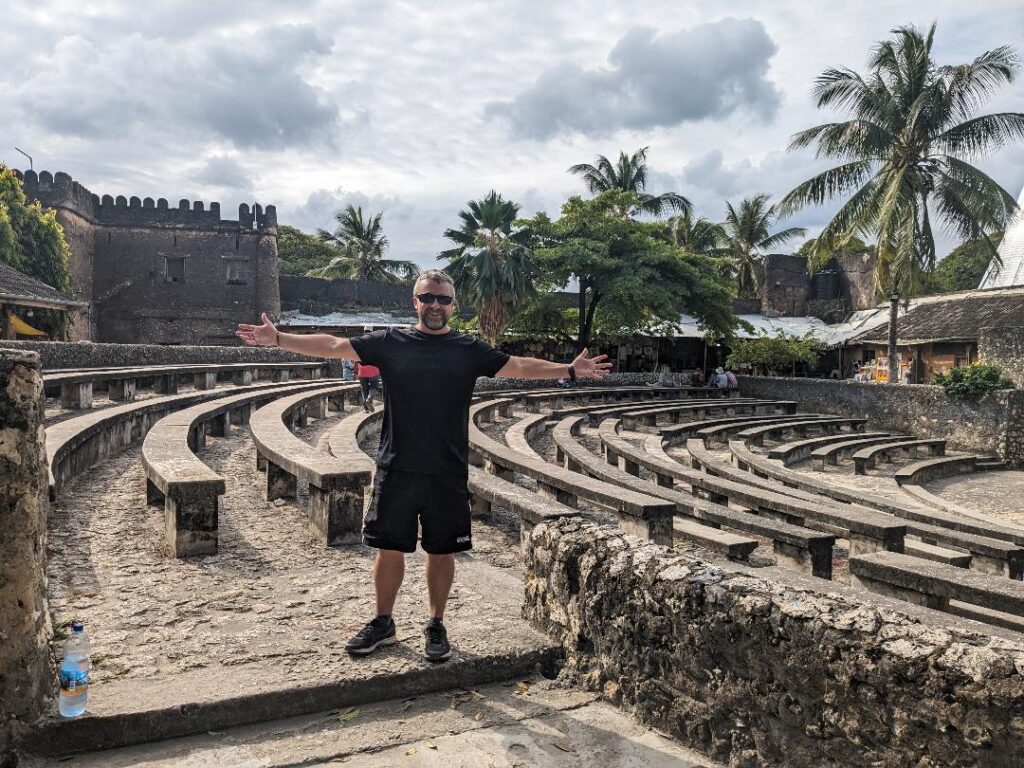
[486,19,781,140]
[13,23,339,150]
[192,156,254,191]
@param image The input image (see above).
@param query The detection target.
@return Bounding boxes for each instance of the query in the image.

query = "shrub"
[726,332,824,374]
[932,363,1015,399]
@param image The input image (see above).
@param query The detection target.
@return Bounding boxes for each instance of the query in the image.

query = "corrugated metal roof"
[979,185,1024,289]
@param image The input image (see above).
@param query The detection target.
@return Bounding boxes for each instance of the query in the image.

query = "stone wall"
[473,371,664,392]
[525,517,1024,767]
[0,351,54,760]
[0,340,322,370]
[980,326,1024,386]
[738,375,1024,467]
[280,275,413,314]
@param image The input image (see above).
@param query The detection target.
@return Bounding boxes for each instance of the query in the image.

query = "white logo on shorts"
[456,536,471,543]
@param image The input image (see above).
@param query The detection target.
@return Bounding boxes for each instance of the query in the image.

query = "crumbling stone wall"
[280,275,413,314]
[979,326,1024,386]
[525,517,1024,767]
[0,351,54,760]
[0,340,319,370]
[739,375,1024,467]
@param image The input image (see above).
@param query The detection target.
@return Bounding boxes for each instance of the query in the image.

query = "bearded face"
[412,280,456,331]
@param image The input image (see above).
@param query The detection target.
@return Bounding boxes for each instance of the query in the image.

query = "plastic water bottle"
[59,621,90,717]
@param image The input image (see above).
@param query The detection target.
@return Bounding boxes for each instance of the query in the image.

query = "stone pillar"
[307,480,365,545]
[265,462,297,500]
[154,374,179,394]
[107,378,137,401]
[194,372,217,390]
[0,350,55,758]
[60,381,92,409]
[233,368,255,386]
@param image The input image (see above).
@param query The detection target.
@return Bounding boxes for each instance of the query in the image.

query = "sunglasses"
[415,292,454,306]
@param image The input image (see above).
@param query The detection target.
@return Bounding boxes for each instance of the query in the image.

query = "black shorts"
[363,468,472,554]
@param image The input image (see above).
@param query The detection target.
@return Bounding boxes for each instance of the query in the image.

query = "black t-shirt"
[349,327,510,475]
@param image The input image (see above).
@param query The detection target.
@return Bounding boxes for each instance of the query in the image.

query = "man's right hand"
[236,313,278,347]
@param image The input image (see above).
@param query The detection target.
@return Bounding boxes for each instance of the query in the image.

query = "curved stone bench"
[731,417,867,448]
[141,381,335,557]
[851,551,1024,629]
[893,455,978,485]
[729,441,1024,578]
[687,414,834,445]
[853,439,946,475]
[45,361,325,409]
[618,399,796,431]
[250,384,367,546]
[521,385,707,413]
[802,433,908,470]
[661,413,826,443]
[504,412,550,461]
[466,466,581,547]
[469,399,676,546]
[46,378,327,500]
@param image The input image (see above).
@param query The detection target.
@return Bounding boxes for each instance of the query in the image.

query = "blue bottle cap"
[71,621,84,632]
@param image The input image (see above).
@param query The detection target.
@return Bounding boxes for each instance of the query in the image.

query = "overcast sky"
[2,0,1023,267]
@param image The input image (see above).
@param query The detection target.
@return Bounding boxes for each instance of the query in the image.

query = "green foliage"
[796,235,874,262]
[922,232,1001,293]
[720,194,806,299]
[522,190,736,350]
[568,146,690,218]
[725,333,825,373]
[312,205,418,283]
[0,164,73,337]
[440,190,538,344]
[277,225,341,276]
[932,362,1015,399]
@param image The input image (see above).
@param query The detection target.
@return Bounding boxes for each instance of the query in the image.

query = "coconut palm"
[663,209,725,254]
[568,147,691,218]
[440,191,538,344]
[720,194,806,299]
[778,23,1023,381]
[309,205,418,283]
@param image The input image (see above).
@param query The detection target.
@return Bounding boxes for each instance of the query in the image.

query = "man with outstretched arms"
[236,269,611,662]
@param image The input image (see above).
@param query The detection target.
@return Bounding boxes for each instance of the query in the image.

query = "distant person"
[656,364,673,388]
[342,358,355,381]
[725,368,738,390]
[235,269,611,663]
[356,361,381,412]
[690,368,704,387]
[714,367,728,389]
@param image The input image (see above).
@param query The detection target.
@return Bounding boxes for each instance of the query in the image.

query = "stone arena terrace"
[2,340,1024,768]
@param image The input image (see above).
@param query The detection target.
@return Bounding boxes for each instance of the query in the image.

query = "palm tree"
[720,194,806,299]
[663,209,725,254]
[440,191,538,344]
[568,147,691,218]
[778,24,1023,381]
[309,205,418,282]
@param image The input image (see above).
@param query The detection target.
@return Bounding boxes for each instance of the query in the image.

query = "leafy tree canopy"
[277,225,341,277]
[522,190,736,350]
[932,362,1015,399]
[312,205,417,283]
[725,333,825,373]
[922,232,1002,294]
[796,234,875,260]
[0,164,73,336]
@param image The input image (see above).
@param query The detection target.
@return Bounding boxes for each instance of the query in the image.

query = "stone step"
[17,677,721,768]
[22,641,562,758]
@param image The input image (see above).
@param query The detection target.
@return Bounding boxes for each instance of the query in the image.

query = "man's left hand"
[571,348,613,379]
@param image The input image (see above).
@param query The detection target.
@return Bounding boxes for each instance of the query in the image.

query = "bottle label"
[60,667,89,694]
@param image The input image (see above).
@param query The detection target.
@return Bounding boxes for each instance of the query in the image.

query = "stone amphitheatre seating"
[466,466,582,546]
[46,378,323,500]
[730,416,868,447]
[893,454,982,485]
[141,380,335,557]
[852,439,946,474]
[772,432,901,467]
[851,551,1024,630]
[44,361,325,409]
[660,412,829,442]
[519,385,714,413]
[249,384,370,547]
[469,398,677,546]
[617,399,798,430]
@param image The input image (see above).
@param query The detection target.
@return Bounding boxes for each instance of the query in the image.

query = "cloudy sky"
[2,0,1023,267]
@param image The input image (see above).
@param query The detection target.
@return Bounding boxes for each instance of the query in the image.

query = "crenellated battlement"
[15,169,277,232]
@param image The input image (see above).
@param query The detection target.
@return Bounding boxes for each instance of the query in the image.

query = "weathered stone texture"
[0,340,318,370]
[739,375,1024,467]
[980,326,1024,386]
[525,517,1024,767]
[0,351,54,757]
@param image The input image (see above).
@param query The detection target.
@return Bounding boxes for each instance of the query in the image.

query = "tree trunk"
[887,294,899,384]
[580,291,600,353]
[577,280,588,353]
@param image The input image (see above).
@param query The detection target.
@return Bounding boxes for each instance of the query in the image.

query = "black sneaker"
[345,616,397,656]
[424,618,451,662]
[362,398,372,413]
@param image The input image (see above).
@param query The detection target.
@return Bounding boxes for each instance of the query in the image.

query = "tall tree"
[720,194,806,299]
[0,165,73,337]
[311,205,417,283]
[277,225,344,277]
[778,23,1023,381]
[924,231,1003,293]
[440,190,538,345]
[662,209,725,255]
[568,147,691,218]
[523,190,736,351]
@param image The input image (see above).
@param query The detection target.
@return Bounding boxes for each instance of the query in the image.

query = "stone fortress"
[15,170,281,345]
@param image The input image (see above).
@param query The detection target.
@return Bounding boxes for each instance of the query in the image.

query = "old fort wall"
[15,170,280,345]
[525,516,1024,767]
[979,326,1024,387]
[739,375,1024,467]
